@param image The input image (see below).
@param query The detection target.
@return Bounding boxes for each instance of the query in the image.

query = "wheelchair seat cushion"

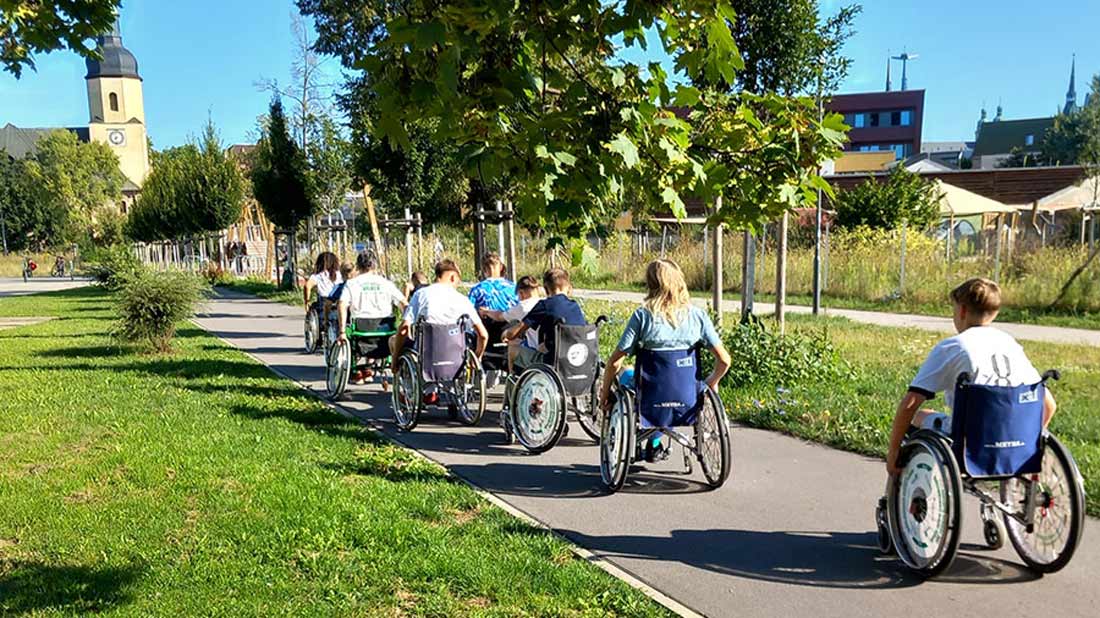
[419,322,468,383]
[636,348,702,428]
[950,380,1045,478]
[352,316,397,336]
[554,323,599,397]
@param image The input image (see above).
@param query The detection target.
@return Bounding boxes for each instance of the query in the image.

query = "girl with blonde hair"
[599,259,732,461]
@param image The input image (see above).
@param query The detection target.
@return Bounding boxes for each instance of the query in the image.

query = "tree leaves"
[607,133,639,169]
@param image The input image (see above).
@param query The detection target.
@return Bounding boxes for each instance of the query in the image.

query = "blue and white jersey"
[468,277,517,312]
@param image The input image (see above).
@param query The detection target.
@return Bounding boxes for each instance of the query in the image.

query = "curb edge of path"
[194,317,706,618]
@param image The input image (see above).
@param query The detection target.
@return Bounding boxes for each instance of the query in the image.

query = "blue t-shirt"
[523,294,586,358]
[468,277,517,312]
[616,305,720,353]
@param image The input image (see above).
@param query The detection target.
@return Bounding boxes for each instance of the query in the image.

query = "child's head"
[356,251,379,273]
[542,267,572,296]
[434,259,462,285]
[339,261,353,280]
[410,271,428,287]
[481,252,505,279]
[644,259,690,325]
[314,251,339,279]
[516,275,541,300]
[950,278,1001,331]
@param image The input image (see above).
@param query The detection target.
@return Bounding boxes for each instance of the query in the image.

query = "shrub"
[833,166,940,231]
[721,318,851,389]
[201,260,234,286]
[88,245,142,290]
[113,269,209,352]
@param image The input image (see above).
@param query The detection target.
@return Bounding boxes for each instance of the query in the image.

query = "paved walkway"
[572,288,1100,346]
[0,277,90,298]
[194,290,1097,618]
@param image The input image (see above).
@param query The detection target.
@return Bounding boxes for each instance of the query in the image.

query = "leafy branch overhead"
[0,0,120,77]
[300,0,848,236]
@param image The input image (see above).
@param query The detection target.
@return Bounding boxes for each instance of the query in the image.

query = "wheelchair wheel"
[574,360,604,443]
[600,388,635,492]
[695,387,731,488]
[511,365,567,453]
[453,350,486,426]
[303,308,321,354]
[324,324,341,367]
[325,338,351,400]
[392,352,421,431]
[886,431,963,577]
[1000,434,1085,574]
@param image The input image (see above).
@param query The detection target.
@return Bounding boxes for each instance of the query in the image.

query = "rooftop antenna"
[891,50,918,90]
[885,50,892,91]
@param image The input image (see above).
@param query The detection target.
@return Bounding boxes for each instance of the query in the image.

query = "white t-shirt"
[340,272,404,319]
[502,296,540,348]
[910,326,1041,413]
[405,283,484,328]
[309,272,342,298]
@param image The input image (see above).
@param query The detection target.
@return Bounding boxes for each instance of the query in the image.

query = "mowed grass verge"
[0,287,669,617]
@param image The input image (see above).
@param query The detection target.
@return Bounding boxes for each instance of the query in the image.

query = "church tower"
[85,18,150,188]
[1063,54,1078,115]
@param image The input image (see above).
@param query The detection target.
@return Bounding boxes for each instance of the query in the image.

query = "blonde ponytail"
[643,259,691,327]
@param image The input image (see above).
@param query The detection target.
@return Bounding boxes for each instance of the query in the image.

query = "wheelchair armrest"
[1042,369,1061,383]
[955,372,972,388]
[595,315,609,327]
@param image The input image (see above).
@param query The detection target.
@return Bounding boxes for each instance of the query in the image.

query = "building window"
[890,111,901,126]
[869,112,880,127]
[109,92,119,112]
[853,113,865,128]
[1025,134,1035,146]
[900,110,911,126]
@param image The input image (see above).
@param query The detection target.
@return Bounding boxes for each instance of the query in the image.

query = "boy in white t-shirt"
[390,259,488,362]
[482,275,542,372]
[335,252,407,383]
[885,278,1057,476]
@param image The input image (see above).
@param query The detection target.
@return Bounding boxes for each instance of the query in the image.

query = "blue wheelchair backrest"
[636,348,703,428]
[950,374,1045,478]
[553,323,600,397]
[417,321,467,383]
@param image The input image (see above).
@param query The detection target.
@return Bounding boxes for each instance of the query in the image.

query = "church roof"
[973,117,1054,158]
[0,124,88,159]
[85,19,140,80]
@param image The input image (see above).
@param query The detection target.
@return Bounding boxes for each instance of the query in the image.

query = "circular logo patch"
[566,343,589,367]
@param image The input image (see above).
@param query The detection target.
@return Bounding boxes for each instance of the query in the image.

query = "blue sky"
[0,0,1096,148]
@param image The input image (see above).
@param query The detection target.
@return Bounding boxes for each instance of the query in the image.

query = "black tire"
[325,338,351,400]
[392,353,421,431]
[511,365,567,454]
[600,388,635,493]
[983,518,1006,550]
[876,498,894,554]
[695,387,732,488]
[324,325,341,367]
[886,431,963,577]
[303,308,321,354]
[574,361,604,442]
[1001,434,1085,574]
[454,350,486,426]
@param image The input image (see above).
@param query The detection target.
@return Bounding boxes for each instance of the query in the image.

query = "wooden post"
[775,212,788,334]
[505,203,517,281]
[994,214,1003,282]
[496,200,505,258]
[702,226,709,288]
[416,213,424,272]
[741,230,756,321]
[899,220,907,295]
[404,207,414,276]
[712,196,724,325]
[363,184,386,274]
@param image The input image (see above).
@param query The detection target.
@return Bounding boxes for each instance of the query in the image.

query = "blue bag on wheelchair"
[636,349,702,428]
[419,323,466,382]
[950,380,1045,478]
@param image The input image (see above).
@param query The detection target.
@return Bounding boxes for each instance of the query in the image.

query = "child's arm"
[600,349,629,412]
[886,391,928,476]
[1043,389,1057,428]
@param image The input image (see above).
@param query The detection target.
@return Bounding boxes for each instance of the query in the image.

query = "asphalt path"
[571,288,1100,347]
[192,290,1098,618]
[0,277,91,297]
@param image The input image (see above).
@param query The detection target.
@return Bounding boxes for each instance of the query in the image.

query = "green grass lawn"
[0,287,669,617]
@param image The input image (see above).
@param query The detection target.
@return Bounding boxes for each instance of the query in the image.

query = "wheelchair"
[324,316,398,400]
[304,298,336,354]
[478,318,511,388]
[600,346,732,492]
[390,317,486,431]
[877,370,1086,577]
[502,317,608,453]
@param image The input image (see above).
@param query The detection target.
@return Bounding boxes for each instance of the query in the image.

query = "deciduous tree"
[0,0,119,77]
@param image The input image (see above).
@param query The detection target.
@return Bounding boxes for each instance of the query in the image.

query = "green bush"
[88,245,142,290]
[721,318,851,388]
[113,269,209,352]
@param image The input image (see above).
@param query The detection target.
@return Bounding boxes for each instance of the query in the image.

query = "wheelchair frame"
[879,370,1086,577]
[324,318,397,400]
[502,316,607,452]
[390,316,486,432]
[600,373,731,493]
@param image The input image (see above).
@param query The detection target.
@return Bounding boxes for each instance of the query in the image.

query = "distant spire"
[885,53,892,91]
[994,100,1003,122]
[1064,54,1078,114]
[976,105,987,139]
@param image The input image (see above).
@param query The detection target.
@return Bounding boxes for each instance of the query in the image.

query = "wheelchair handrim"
[600,397,631,487]
[455,352,485,425]
[392,355,420,429]
[513,369,565,451]
[1001,436,1083,569]
[326,340,350,398]
[304,311,320,352]
[696,389,730,486]
[891,442,957,571]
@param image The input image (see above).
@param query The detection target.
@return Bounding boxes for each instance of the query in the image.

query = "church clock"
[107,129,126,146]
